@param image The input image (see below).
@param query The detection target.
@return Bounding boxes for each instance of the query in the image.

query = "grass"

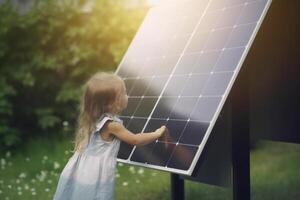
[0,135,299,200]
[250,141,300,200]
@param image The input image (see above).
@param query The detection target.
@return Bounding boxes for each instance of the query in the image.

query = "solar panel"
[115,0,272,175]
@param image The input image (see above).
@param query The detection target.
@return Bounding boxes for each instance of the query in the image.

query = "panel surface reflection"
[116,0,271,175]
[167,145,198,170]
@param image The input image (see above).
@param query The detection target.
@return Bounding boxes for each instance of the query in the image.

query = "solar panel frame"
[115,0,272,176]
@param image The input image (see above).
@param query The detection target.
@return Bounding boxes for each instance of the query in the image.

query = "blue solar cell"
[129,77,152,96]
[120,97,141,117]
[134,97,158,117]
[169,97,198,120]
[162,75,188,96]
[237,0,268,25]
[178,121,209,145]
[167,144,198,170]
[214,4,244,28]
[119,116,131,128]
[226,23,256,48]
[174,54,199,75]
[130,141,156,163]
[147,142,176,166]
[164,119,188,143]
[190,97,222,122]
[213,47,245,72]
[186,31,210,53]
[157,56,179,75]
[140,58,163,76]
[204,27,233,50]
[127,117,147,134]
[152,97,178,118]
[118,143,134,160]
[201,72,233,96]
[180,74,209,96]
[195,11,220,33]
[192,50,221,74]
[144,76,169,96]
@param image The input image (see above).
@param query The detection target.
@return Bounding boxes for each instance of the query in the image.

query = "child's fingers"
[163,126,169,135]
[161,125,167,132]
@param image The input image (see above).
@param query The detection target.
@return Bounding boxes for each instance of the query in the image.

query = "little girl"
[53,72,168,200]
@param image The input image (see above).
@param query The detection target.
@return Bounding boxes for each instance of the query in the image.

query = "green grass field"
[0,135,299,200]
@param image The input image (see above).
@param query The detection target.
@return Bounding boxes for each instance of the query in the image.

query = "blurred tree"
[0,0,147,151]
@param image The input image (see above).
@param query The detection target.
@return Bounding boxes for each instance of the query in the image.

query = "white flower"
[17,186,22,190]
[151,172,157,176]
[19,172,27,179]
[47,179,53,184]
[36,170,48,182]
[31,188,36,191]
[32,191,36,195]
[118,162,124,167]
[1,158,6,166]
[16,179,21,184]
[45,188,50,192]
[116,173,120,178]
[25,157,30,162]
[31,179,36,183]
[129,166,136,174]
[135,179,140,183]
[138,168,144,174]
[0,180,4,184]
[43,155,48,160]
[5,151,11,158]
[64,150,69,155]
[18,191,22,195]
[53,161,60,170]
[0,190,2,194]
[122,181,128,186]
[5,197,9,200]
[7,185,12,189]
[63,121,69,127]
[24,184,29,190]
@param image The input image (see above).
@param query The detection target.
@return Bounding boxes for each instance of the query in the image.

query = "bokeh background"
[0,0,299,199]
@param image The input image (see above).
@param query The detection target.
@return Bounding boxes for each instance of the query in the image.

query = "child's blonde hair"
[72,71,126,153]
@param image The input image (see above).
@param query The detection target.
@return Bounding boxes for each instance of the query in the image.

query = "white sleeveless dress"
[53,113,122,200]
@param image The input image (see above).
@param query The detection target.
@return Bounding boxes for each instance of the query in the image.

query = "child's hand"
[155,125,171,149]
[155,125,167,137]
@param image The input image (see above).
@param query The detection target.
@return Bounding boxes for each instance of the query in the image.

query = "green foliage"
[0,0,147,150]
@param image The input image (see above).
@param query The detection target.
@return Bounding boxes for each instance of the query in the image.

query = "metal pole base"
[171,173,185,200]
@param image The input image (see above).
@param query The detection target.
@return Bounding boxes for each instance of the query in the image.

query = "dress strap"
[87,113,123,145]
[94,113,123,132]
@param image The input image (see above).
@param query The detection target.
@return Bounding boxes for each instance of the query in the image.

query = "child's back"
[53,113,122,200]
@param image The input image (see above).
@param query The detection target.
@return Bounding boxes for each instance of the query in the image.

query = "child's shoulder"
[95,113,123,131]
[102,112,123,123]
[93,113,123,136]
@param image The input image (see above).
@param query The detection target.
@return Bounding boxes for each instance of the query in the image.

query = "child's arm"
[106,121,167,146]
